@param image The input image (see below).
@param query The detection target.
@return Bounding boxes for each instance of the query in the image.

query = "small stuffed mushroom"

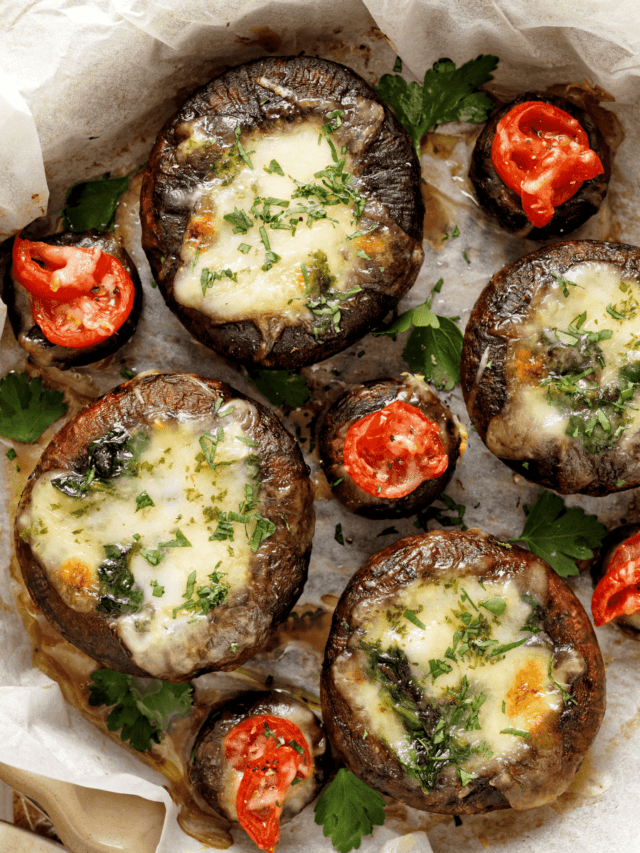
[461,239,640,496]
[1,230,143,369]
[140,55,424,369]
[14,372,314,681]
[591,523,640,639]
[318,375,466,518]
[469,92,610,240]
[321,529,605,815]
[190,690,328,853]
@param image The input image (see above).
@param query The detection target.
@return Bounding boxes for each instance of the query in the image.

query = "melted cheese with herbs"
[488,261,640,457]
[173,121,362,323]
[18,403,263,676]
[334,570,583,804]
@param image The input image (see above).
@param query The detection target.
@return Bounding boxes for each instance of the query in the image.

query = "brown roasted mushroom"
[469,92,610,240]
[15,372,314,681]
[461,239,640,495]
[190,690,328,852]
[140,55,424,369]
[1,230,143,369]
[321,529,605,814]
[317,374,466,518]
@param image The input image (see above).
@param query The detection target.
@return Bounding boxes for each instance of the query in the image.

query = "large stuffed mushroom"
[321,529,605,814]
[140,55,425,369]
[469,91,610,240]
[1,230,143,369]
[461,240,640,496]
[14,372,314,681]
[318,374,466,518]
[190,690,328,853]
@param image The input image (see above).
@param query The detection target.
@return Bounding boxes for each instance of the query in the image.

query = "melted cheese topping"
[488,261,640,458]
[18,402,262,676]
[333,571,583,806]
[173,121,361,323]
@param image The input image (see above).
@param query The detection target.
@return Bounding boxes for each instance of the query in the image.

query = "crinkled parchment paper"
[2,1,640,851]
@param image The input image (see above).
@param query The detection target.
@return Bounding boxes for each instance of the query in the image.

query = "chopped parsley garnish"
[223,206,253,234]
[376,55,499,156]
[415,493,468,531]
[233,125,254,169]
[199,428,224,468]
[500,728,530,738]
[314,768,386,853]
[150,580,165,597]
[307,285,362,337]
[335,523,344,545]
[403,608,426,629]
[0,372,67,443]
[172,567,230,618]
[88,669,193,751]
[200,267,238,294]
[509,489,606,577]
[259,225,281,270]
[264,159,284,175]
[373,279,463,390]
[135,491,154,512]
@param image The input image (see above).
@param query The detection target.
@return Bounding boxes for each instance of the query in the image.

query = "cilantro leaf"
[247,367,311,408]
[314,768,386,853]
[510,490,607,577]
[63,172,130,232]
[377,55,498,155]
[88,670,193,751]
[0,372,66,443]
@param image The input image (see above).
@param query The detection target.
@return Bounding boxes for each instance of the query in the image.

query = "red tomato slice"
[13,236,135,348]
[224,714,311,853]
[490,101,604,228]
[592,531,640,626]
[343,400,448,499]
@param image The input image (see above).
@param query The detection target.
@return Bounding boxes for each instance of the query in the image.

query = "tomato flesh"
[490,101,604,228]
[224,714,311,853]
[343,400,448,499]
[592,531,640,626]
[12,235,135,348]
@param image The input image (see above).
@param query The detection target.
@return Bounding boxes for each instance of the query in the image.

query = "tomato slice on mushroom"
[13,235,135,348]
[490,101,604,228]
[592,530,640,626]
[343,399,448,499]
[224,714,311,853]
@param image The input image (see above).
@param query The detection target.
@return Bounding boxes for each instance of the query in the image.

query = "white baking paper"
[1,2,640,852]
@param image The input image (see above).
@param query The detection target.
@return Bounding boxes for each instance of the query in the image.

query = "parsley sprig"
[0,372,67,443]
[373,279,463,390]
[377,55,499,156]
[509,490,606,577]
[88,670,193,752]
[314,768,386,853]
[63,171,130,232]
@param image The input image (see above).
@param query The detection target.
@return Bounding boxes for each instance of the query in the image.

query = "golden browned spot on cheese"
[355,232,385,256]
[513,348,547,384]
[505,660,552,731]
[59,558,95,591]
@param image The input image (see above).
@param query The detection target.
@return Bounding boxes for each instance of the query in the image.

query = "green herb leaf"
[264,159,284,175]
[0,372,67,443]
[500,728,530,738]
[135,491,154,512]
[393,56,403,73]
[88,669,193,751]
[96,544,144,616]
[150,580,165,598]
[335,523,344,545]
[63,172,130,232]
[510,490,607,578]
[247,367,311,408]
[223,207,253,234]
[403,608,426,629]
[314,767,386,853]
[377,55,498,156]
[481,597,506,617]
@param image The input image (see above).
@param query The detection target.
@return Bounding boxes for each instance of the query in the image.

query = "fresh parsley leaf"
[96,543,144,616]
[393,56,403,73]
[247,367,311,408]
[150,580,165,597]
[0,372,66,443]
[88,669,193,751]
[63,172,130,232]
[373,281,463,390]
[335,523,344,545]
[314,768,386,853]
[402,315,463,390]
[264,159,284,175]
[509,490,607,577]
[377,55,498,155]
